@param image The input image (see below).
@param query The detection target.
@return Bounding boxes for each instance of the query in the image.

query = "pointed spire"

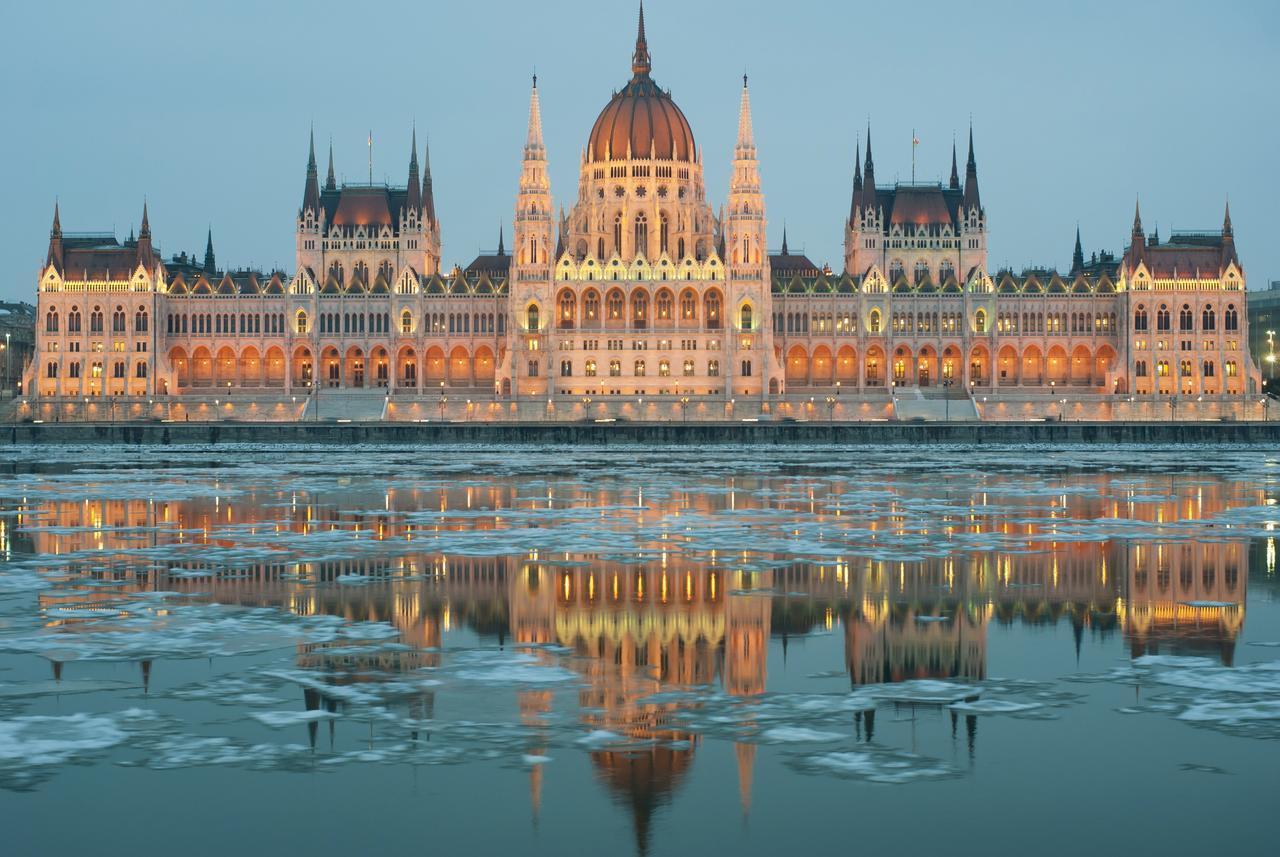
[325,139,336,191]
[850,142,863,222]
[949,140,960,190]
[781,224,789,256]
[1071,225,1084,274]
[406,127,422,215]
[1223,198,1233,237]
[303,129,321,212]
[1222,197,1238,268]
[735,742,756,819]
[204,227,216,275]
[735,74,756,159]
[139,201,150,238]
[962,124,980,210]
[47,201,64,270]
[1132,198,1143,235]
[632,1,651,77]
[422,137,437,227]
[862,124,876,205]
[136,201,154,268]
[525,75,545,158]
[497,225,506,256]
[1129,197,1146,264]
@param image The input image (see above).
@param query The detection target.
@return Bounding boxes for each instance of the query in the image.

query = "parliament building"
[25,6,1261,422]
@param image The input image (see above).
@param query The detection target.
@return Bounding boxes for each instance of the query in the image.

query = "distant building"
[1246,281,1280,392]
[0,301,35,394]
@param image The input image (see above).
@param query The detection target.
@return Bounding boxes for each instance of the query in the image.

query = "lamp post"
[1170,395,1177,422]
[942,377,953,421]
[4,332,9,392]
[825,395,837,422]
[439,380,447,422]
[1267,330,1276,391]
[680,396,690,422]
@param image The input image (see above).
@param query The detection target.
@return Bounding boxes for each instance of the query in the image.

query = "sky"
[2,0,1277,302]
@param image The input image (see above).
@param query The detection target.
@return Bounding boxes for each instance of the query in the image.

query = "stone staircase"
[892,386,979,421]
[303,390,388,422]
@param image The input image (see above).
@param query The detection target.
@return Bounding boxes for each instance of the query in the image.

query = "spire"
[632,1,652,77]
[1071,225,1084,274]
[949,140,960,190]
[498,225,506,256]
[405,127,422,215]
[204,228,216,275]
[136,201,154,267]
[525,75,545,158]
[735,74,755,158]
[302,129,321,213]
[325,139,336,191]
[1129,197,1146,263]
[781,225,789,256]
[735,743,756,819]
[962,124,980,210]
[850,143,863,222]
[422,137,437,227]
[1222,198,1238,268]
[863,125,876,193]
[47,202,64,270]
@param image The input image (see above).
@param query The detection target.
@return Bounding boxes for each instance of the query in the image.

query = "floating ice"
[759,726,845,743]
[251,710,341,729]
[793,749,957,784]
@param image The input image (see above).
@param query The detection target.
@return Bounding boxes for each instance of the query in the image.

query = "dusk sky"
[2,0,1276,301]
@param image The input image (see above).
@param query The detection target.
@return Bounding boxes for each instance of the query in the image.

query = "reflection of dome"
[586,7,696,163]
[592,744,694,856]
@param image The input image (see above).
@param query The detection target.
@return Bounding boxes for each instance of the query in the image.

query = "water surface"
[0,445,1276,856]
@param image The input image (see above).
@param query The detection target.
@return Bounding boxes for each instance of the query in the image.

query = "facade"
[24,6,1262,416]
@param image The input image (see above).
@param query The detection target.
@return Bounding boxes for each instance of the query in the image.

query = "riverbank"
[3,419,1280,445]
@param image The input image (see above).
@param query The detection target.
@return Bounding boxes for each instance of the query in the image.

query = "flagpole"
[368,130,373,184]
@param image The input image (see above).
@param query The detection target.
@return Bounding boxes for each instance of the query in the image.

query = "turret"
[863,125,876,206]
[850,142,862,223]
[1222,199,1238,269]
[422,139,437,229]
[325,140,336,191]
[1130,198,1146,262]
[1071,225,1084,275]
[136,201,153,266]
[949,141,960,191]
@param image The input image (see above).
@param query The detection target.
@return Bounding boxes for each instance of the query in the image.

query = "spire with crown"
[632,1,651,77]
[735,74,755,159]
[726,72,765,273]
[949,140,960,190]
[514,72,553,276]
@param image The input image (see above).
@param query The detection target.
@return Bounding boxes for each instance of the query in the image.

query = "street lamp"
[825,395,837,422]
[942,377,954,421]
[439,381,447,422]
[680,396,690,422]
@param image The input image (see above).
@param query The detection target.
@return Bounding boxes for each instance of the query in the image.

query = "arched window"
[597,237,605,259]
[296,310,308,335]
[889,259,904,282]
[613,213,623,256]
[134,308,148,333]
[90,307,103,333]
[634,214,648,258]
[1203,360,1215,377]
[526,304,540,331]
[683,358,695,376]
[558,291,576,328]
[1225,304,1238,331]
[1134,306,1148,331]
[634,359,646,376]
[913,260,929,284]
[704,291,722,329]
[583,290,600,322]
[740,304,753,330]
[606,289,624,321]
[1156,304,1170,331]
[1179,304,1193,331]
[631,290,648,327]
[45,309,58,333]
[869,309,881,334]
[680,289,697,320]
[135,361,148,379]
[659,214,669,254]
[401,310,413,335]
[974,309,987,333]
[1202,305,1216,331]
[656,289,673,320]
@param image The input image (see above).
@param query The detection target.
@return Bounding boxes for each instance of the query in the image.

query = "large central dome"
[586,7,696,163]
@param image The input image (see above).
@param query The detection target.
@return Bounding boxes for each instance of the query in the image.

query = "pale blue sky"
[2,0,1276,300]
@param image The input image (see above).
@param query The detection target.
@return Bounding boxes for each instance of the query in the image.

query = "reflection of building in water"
[1123,541,1246,664]
[11,474,1262,850]
[511,563,770,851]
